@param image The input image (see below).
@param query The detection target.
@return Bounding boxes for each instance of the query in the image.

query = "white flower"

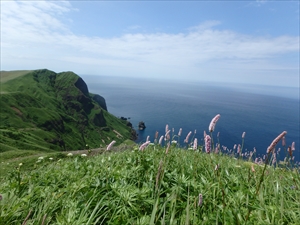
[81,154,87,157]
[19,163,23,166]
[38,157,44,160]
[67,153,73,157]
[49,158,53,160]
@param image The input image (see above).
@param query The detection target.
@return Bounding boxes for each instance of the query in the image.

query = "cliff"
[0,69,136,151]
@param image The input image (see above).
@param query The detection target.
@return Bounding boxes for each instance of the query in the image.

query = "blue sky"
[1,0,299,87]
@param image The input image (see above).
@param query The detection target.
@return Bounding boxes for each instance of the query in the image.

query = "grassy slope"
[0,145,299,224]
[0,69,135,157]
[0,70,33,84]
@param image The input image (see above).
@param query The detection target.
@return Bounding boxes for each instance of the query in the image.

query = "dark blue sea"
[81,75,300,162]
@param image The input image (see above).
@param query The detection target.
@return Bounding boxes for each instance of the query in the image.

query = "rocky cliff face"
[91,94,107,111]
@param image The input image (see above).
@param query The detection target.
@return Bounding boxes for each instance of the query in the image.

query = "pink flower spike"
[205,135,211,153]
[106,140,116,151]
[165,124,169,133]
[215,164,220,171]
[184,131,192,143]
[291,142,295,151]
[209,114,221,132]
[155,131,159,139]
[237,144,241,154]
[267,131,287,153]
[178,128,182,136]
[282,136,286,147]
[139,141,150,151]
[158,136,164,145]
[198,194,203,207]
[193,138,198,150]
[165,130,171,140]
[242,132,246,139]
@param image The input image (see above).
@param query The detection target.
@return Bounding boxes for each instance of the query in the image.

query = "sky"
[1,0,299,87]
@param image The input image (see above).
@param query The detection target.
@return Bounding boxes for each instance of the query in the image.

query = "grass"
[0,69,135,152]
[0,140,299,224]
[0,70,33,84]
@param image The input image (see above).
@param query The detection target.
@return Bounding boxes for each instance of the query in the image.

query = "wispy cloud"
[1,1,299,86]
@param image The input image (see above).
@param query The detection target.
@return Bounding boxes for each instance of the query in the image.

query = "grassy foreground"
[0,143,299,224]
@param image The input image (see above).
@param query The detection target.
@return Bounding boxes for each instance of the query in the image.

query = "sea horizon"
[81,74,300,163]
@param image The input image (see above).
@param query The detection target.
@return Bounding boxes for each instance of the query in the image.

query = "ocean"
[81,75,300,162]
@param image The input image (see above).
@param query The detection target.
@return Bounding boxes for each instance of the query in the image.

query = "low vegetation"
[0,130,299,224]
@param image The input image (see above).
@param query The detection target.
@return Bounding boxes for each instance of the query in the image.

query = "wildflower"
[19,163,23,167]
[291,142,295,151]
[209,114,221,132]
[171,140,177,145]
[146,135,150,142]
[158,135,164,145]
[203,130,206,138]
[106,140,116,150]
[155,131,159,139]
[215,164,220,171]
[282,136,286,146]
[198,194,203,207]
[215,144,219,154]
[205,135,211,153]
[242,132,246,139]
[178,128,182,136]
[184,131,192,143]
[193,138,198,150]
[139,141,150,151]
[165,130,171,141]
[233,144,237,150]
[49,158,53,160]
[67,153,73,157]
[38,156,44,161]
[165,124,169,133]
[267,131,287,153]
[237,144,241,154]
[81,154,87,157]
[194,129,197,134]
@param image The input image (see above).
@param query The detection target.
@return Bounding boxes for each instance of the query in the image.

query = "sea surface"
[81,75,300,162]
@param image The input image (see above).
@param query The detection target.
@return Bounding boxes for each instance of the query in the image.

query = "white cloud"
[1,0,299,87]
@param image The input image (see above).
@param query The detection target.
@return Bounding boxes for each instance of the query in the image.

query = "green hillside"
[0,144,299,224]
[0,69,136,152]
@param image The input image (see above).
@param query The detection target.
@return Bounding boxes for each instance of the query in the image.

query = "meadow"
[0,115,299,225]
